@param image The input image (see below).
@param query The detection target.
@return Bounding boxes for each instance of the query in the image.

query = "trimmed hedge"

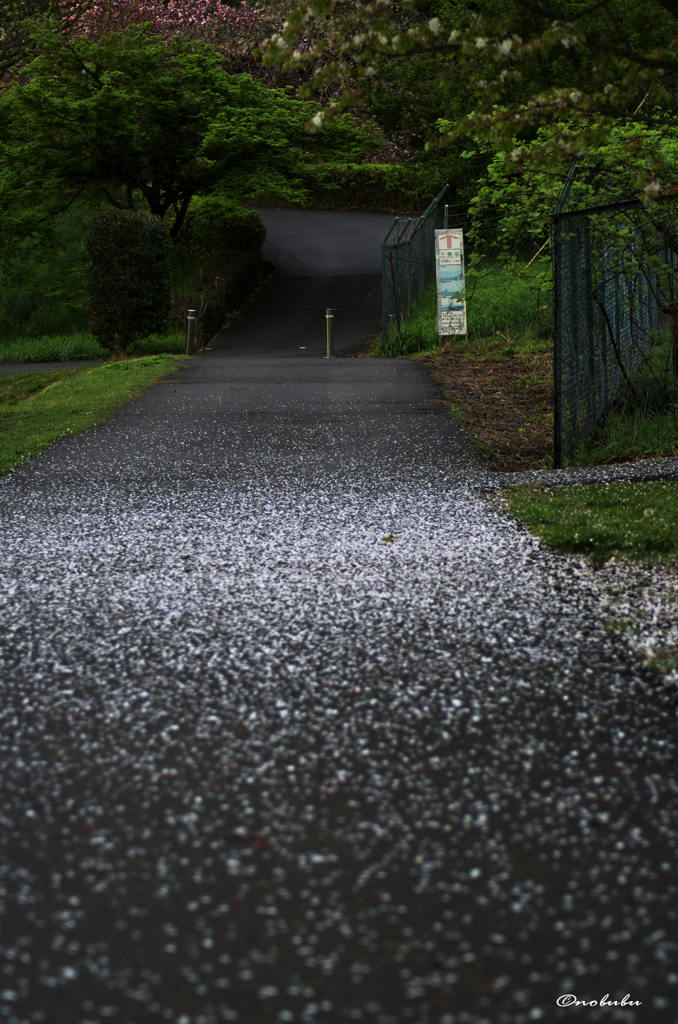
[175,198,266,261]
[299,162,450,214]
[85,210,172,356]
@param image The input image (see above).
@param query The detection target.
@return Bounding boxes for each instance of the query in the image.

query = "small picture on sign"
[440,265,463,283]
[441,294,464,311]
[440,280,462,296]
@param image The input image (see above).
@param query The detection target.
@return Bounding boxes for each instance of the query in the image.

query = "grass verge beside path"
[505,480,678,566]
[0,330,186,364]
[0,355,185,475]
[505,479,678,684]
[376,272,676,472]
[373,269,551,359]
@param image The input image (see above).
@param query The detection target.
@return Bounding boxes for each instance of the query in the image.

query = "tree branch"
[101,186,123,210]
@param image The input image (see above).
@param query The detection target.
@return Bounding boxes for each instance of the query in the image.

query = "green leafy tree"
[0,24,378,236]
[0,0,45,77]
[0,0,93,79]
[261,0,678,198]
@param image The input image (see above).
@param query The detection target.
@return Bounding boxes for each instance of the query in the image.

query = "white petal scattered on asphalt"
[0,469,677,1024]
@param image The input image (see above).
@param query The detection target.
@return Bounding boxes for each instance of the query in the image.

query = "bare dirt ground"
[420,346,554,472]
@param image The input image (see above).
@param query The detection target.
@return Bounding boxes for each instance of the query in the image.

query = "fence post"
[584,221,596,433]
[552,159,580,468]
[569,219,581,456]
[381,218,399,339]
[552,217,563,469]
[599,245,609,415]
[380,185,448,343]
[389,253,401,332]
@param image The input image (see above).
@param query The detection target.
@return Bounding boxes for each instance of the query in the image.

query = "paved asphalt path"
[0,361,101,378]
[212,206,397,358]
[0,207,677,1024]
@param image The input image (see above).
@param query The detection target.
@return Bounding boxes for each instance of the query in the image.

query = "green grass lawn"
[0,355,185,475]
[505,479,678,566]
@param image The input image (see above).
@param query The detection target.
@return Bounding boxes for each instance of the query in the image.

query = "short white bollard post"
[186,309,196,355]
[325,308,335,358]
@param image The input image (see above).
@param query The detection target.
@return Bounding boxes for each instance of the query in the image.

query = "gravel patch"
[487,455,678,490]
[588,559,678,688]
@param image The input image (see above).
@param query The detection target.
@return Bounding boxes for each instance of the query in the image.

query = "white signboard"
[435,228,466,336]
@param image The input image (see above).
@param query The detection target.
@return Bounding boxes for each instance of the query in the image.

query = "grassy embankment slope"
[0,356,184,475]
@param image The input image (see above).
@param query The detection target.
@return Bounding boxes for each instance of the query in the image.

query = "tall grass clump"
[375,283,439,357]
[465,259,551,347]
[373,259,552,358]
[0,332,104,364]
[0,329,187,364]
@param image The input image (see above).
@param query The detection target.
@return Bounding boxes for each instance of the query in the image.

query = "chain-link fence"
[381,185,448,340]
[382,189,552,348]
[553,201,676,465]
[382,182,675,469]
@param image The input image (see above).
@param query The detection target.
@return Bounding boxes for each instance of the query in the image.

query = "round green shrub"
[85,210,172,356]
[175,198,266,260]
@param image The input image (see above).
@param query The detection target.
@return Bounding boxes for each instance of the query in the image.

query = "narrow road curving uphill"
[0,207,677,1024]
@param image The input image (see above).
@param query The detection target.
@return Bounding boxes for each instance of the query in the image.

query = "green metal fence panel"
[383,183,674,469]
[553,204,675,466]
[382,185,449,340]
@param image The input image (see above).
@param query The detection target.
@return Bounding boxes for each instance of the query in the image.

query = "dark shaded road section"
[211,206,396,358]
[0,207,677,1024]
[210,275,382,358]
[250,206,397,279]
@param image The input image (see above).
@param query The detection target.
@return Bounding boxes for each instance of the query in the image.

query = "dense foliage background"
[2,0,678,352]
